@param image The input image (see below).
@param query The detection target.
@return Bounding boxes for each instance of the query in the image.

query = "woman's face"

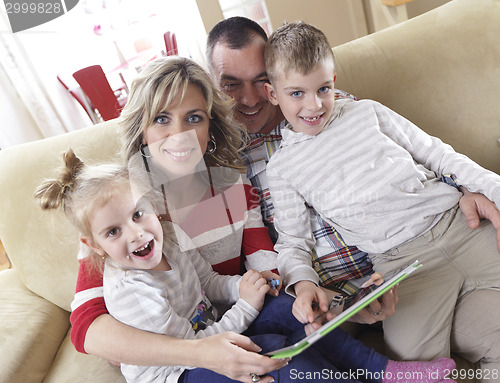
[144,83,210,178]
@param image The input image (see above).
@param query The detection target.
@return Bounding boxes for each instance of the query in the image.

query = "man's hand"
[459,187,500,253]
[349,284,399,324]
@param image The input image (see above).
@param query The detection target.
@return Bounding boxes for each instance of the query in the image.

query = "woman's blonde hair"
[34,149,153,273]
[119,56,247,170]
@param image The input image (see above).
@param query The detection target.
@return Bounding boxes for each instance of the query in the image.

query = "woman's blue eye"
[154,115,169,124]
[188,115,203,123]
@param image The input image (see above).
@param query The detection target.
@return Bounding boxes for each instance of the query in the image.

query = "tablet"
[265,260,422,359]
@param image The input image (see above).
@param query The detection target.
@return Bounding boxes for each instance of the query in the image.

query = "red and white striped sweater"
[70,176,277,353]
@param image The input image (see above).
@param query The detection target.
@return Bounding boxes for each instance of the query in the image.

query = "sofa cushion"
[0,269,70,383]
[0,120,121,311]
[43,332,125,383]
[333,0,500,174]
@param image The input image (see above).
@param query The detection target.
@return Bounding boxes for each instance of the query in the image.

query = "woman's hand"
[239,270,269,311]
[198,332,289,383]
[459,187,500,253]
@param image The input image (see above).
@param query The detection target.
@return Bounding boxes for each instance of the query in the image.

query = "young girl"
[68,57,281,363]
[36,149,456,383]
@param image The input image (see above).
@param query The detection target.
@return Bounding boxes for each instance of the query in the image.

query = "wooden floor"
[0,239,11,271]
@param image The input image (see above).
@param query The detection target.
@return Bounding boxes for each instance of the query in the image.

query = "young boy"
[263,21,500,365]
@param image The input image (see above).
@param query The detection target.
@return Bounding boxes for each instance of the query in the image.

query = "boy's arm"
[376,102,500,207]
[267,169,318,291]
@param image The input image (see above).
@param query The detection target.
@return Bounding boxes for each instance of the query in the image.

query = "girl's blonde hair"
[34,149,152,273]
[119,56,248,170]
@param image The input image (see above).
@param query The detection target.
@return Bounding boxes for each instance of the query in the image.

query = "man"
[206,16,500,327]
[207,16,392,323]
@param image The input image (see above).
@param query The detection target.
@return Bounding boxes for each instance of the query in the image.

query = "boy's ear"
[80,236,104,256]
[264,83,279,106]
[334,73,337,83]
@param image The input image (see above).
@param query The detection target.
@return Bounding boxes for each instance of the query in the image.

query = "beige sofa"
[0,1,498,382]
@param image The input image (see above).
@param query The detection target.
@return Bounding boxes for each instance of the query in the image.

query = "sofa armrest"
[0,269,70,383]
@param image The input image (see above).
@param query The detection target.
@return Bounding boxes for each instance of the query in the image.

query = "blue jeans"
[179,292,388,383]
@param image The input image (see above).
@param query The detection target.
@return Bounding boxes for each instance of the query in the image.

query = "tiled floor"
[0,239,11,271]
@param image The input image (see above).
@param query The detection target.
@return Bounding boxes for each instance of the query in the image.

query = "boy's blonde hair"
[265,21,335,83]
[119,56,247,170]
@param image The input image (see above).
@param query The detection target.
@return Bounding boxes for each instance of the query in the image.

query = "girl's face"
[144,83,211,178]
[81,189,164,271]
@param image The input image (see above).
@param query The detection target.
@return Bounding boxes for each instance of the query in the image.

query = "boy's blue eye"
[319,86,330,94]
[291,91,302,98]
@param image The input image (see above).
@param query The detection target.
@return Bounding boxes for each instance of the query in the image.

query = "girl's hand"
[239,270,269,311]
[260,270,282,296]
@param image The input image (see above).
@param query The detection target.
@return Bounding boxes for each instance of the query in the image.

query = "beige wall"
[266,0,368,47]
[195,0,368,48]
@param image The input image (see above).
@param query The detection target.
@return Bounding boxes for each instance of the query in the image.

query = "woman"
[70,56,285,383]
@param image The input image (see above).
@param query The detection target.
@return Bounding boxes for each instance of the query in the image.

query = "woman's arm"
[85,314,287,383]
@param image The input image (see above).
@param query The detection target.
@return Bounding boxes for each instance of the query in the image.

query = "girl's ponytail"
[35,149,84,211]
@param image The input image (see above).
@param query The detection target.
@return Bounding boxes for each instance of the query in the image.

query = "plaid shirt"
[243,90,373,295]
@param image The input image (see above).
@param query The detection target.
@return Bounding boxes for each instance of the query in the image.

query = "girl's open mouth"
[132,239,154,257]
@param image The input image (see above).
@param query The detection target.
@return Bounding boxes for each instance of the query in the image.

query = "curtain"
[0,10,68,147]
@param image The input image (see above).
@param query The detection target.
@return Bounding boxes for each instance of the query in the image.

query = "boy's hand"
[260,270,282,296]
[292,280,329,327]
[239,270,269,311]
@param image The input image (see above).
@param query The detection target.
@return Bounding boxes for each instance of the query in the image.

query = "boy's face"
[81,190,164,271]
[265,58,336,136]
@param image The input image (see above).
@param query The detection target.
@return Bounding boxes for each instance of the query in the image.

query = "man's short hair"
[265,21,334,83]
[206,16,268,72]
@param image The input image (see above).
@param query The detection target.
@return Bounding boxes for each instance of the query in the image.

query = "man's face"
[209,38,283,135]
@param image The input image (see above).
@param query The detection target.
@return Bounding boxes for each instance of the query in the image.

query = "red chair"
[72,65,128,121]
[163,31,178,56]
[57,73,100,124]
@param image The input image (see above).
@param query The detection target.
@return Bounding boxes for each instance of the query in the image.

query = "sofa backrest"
[333,0,500,174]
[0,121,121,311]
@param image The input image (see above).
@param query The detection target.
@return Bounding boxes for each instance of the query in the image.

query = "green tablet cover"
[266,260,422,359]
